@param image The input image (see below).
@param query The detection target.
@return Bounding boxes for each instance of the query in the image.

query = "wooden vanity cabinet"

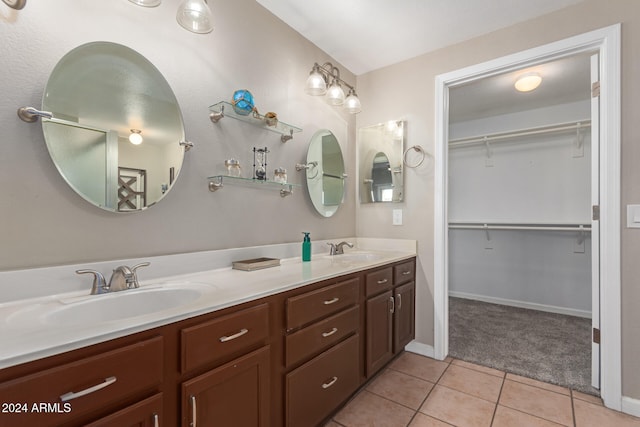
[365,259,416,378]
[0,256,416,427]
[284,276,361,427]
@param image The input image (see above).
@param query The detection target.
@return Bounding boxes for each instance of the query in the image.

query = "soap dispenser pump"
[302,232,311,262]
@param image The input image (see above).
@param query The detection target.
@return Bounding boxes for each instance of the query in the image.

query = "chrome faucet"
[327,241,354,255]
[76,262,150,295]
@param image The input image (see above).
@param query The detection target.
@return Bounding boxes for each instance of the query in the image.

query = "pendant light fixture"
[128,0,160,7]
[304,62,361,114]
[176,0,213,34]
[2,0,26,9]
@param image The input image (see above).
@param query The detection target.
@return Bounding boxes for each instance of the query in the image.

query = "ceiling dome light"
[515,72,542,92]
[176,0,213,34]
[129,129,143,145]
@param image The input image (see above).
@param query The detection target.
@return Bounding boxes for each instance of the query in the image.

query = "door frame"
[433,24,621,409]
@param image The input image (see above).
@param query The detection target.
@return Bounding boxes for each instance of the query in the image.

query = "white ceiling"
[256,0,591,121]
[256,0,585,76]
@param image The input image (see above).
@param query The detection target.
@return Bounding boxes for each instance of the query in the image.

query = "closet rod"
[448,223,591,232]
[449,120,591,148]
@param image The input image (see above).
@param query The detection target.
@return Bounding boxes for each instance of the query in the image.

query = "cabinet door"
[394,282,415,353]
[366,290,393,377]
[182,346,270,427]
[84,393,162,427]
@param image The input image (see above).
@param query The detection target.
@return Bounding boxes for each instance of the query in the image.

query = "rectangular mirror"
[358,120,405,203]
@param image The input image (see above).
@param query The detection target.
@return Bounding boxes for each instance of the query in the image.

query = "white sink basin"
[5,283,212,328]
[47,286,205,325]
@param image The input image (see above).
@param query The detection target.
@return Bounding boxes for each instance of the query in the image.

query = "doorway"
[433,25,621,409]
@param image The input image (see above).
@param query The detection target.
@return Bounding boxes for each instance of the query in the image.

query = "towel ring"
[403,145,426,168]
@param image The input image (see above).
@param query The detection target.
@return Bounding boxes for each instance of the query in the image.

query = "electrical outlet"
[393,209,403,226]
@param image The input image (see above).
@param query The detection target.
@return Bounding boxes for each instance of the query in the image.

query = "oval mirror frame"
[305,129,345,217]
[41,41,186,212]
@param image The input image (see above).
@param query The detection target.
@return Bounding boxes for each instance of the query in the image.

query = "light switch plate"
[393,209,403,226]
[627,205,640,228]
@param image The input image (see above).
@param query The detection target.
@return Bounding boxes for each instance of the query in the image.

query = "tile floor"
[328,352,640,427]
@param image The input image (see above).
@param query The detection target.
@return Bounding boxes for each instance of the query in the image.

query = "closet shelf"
[448,222,591,232]
[449,120,591,148]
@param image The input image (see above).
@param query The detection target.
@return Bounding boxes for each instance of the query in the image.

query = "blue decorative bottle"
[302,232,311,262]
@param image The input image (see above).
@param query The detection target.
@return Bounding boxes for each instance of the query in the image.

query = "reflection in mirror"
[305,129,345,217]
[358,120,405,203]
[41,42,186,212]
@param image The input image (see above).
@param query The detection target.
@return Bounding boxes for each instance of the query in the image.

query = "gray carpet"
[449,297,599,395]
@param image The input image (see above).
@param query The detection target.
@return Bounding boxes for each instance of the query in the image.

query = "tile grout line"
[404,356,453,426]
[489,372,506,426]
[570,389,577,427]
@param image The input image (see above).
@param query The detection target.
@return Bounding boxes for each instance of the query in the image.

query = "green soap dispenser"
[302,232,311,262]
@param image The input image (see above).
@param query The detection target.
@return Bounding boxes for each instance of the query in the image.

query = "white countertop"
[0,238,416,370]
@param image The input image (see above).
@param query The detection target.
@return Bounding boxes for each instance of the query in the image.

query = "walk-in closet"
[446,52,598,394]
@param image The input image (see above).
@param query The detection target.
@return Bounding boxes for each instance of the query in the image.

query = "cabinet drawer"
[286,305,359,367]
[286,334,360,427]
[365,267,393,297]
[286,278,359,330]
[181,303,269,373]
[394,259,415,285]
[84,392,163,427]
[0,336,163,427]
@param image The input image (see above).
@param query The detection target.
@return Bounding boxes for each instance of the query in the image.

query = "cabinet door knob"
[321,376,338,389]
[323,297,340,305]
[219,328,249,342]
[59,376,117,402]
[322,327,338,338]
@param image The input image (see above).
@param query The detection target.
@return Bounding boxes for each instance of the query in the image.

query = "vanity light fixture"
[129,129,143,145]
[305,62,361,114]
[176,0,213,34]
[2,0,26,10]
[514,72,542,92]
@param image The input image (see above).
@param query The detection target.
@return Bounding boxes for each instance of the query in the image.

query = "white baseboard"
[449,291,591,319]
[622,396,640,418]
[405,341,435,359]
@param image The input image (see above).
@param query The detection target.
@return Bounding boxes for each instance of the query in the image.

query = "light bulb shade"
[177,0,213,34]
[515,72,542,92]
[128,0,161,7]
[327,80,345,106]
[305,69,327,96]
[344,91,361,114]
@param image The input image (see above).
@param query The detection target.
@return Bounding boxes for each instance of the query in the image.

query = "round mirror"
[41,42,186,212]
[305,129,345,217]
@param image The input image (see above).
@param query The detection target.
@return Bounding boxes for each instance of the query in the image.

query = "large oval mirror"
[358,120,405,203]
[305,129,345,217]
[41,42,186,212]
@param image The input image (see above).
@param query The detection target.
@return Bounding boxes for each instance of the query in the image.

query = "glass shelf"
[208,101,302,142]
[208,175,300,197]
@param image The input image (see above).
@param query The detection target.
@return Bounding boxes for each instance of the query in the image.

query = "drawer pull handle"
[153,413,160,427]
[397,293,402,310]
[219,328,249,342]
[323,297,339,305]
[402,271,411,276]
[322,376,338,389]
[389,296,395,314]
[322,327,338,338]
[59,376,117,402]
[190,395,197,427]
[377,278,388,284]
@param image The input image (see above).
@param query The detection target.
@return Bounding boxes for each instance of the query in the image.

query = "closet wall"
[448,100,592,318]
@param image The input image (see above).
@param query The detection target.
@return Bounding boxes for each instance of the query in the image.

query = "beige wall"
[0,0,356,270]
[356,0,640,399]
